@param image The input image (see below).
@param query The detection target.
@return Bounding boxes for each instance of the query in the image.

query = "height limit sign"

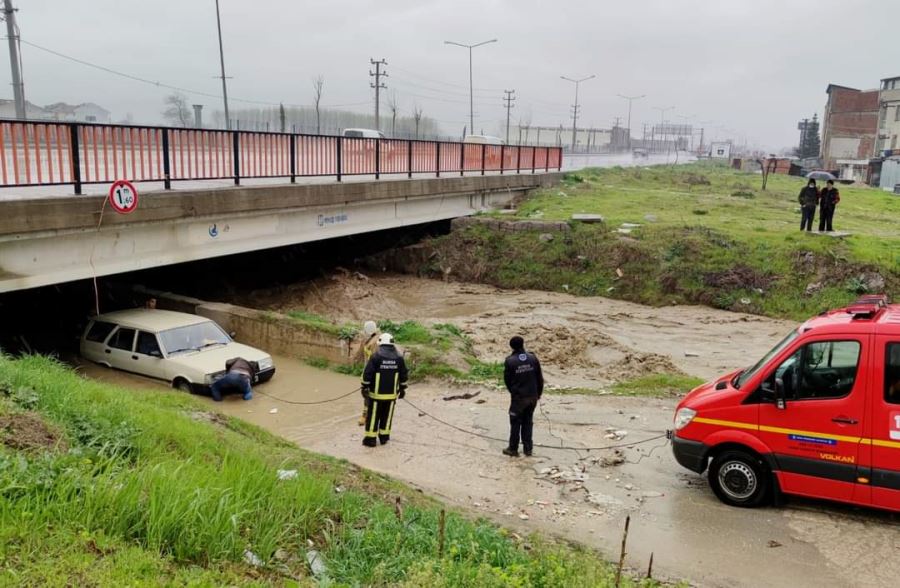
[108,180,139,214]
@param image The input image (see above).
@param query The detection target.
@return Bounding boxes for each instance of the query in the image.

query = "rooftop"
[94,309,210,331]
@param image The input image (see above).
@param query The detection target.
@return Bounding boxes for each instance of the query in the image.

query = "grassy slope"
[0,356,661,587]
[422,162,899,320]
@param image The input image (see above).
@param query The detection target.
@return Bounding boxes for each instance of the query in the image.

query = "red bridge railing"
[0,120,563,194]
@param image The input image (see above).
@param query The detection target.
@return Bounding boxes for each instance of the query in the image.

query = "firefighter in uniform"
[360,333,408,447]
[503,336,544,457]
[357,321,380,426]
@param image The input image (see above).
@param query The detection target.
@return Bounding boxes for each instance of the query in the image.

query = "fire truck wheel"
[709,449,769,507]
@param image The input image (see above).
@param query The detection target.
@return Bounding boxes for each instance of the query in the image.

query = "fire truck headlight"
[674,407,697,431]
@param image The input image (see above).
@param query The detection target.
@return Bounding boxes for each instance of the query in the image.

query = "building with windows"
[820,84,880,170]
[877,76,900,157]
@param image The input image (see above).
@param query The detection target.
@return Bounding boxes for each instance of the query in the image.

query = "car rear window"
[344,130,363,138]
[108,328,136,351]
[86,321,117,343]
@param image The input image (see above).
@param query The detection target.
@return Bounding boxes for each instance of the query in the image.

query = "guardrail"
[0,120,563,194]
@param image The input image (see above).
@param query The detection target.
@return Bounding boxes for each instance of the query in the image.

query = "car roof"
[801,299,900,336]
[92,309,211,332]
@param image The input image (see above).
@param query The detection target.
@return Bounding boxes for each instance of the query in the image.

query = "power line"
[17,37,370,110]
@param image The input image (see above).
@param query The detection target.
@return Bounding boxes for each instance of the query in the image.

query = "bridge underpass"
[0,172,562,293]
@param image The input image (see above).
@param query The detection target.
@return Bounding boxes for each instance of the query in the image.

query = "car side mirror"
[229,331,236,339]
[774,377,787,410]
[148,349,162,358]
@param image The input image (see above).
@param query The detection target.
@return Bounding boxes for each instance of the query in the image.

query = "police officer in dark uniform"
[360,333,408,447]
[503,336,544,457]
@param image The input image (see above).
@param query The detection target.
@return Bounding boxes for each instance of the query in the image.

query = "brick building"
[820,84,880,170]
[877,76,900,156]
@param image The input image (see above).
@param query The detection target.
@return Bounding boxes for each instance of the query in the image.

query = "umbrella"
[805,170,836,181]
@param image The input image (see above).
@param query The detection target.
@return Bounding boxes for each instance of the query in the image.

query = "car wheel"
[709,449,769,508]
[174,379,192,394]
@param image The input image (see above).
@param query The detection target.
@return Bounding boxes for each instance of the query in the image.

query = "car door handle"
[132,355,139,360]
[104,349,111,354]
[831,416,858,425]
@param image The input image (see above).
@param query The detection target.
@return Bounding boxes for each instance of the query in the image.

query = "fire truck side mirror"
[774,377,787,410]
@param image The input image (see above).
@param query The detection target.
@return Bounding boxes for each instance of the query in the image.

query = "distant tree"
[412,104,423,139]
[162,93,192,127]
[279,103,286,133]
[388,91,399,138]
[312,75,325,134]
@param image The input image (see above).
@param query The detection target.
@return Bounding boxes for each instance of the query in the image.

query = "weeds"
[0,355,661,586]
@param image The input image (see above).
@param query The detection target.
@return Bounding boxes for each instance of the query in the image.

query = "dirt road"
[80,277,899,588]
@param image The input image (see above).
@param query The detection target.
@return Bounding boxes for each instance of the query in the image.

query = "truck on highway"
[671,295,899,512]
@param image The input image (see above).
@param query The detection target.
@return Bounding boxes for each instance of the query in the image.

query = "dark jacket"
[798,186,819,207]
[362,345,409,397]
[820,187,840,209]
[225,357,257,379]
[504,350,544,398]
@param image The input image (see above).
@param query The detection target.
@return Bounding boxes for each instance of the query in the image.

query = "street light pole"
[617,94,645,151]
[445,39,497,136]
[214,0,231,130]
[561,75,595,152]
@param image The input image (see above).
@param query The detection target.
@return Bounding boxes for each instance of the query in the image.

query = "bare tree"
[162,92,192,127]
[412,104,423,139]
[312,75,325,134]
[387,91,399,138]
[279,103,286,133]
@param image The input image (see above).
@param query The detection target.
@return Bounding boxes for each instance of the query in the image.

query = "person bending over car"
[211,357,257,401]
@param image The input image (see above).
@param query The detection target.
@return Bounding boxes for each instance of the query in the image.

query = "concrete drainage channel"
[134,286,355,367]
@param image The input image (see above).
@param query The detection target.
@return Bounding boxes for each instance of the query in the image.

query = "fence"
[0,120,563,194]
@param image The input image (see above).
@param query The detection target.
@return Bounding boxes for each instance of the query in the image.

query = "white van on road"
[342,128,386,139]
[80,309,275,393]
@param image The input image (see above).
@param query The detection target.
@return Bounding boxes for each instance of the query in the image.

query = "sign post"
[108,180,139,214]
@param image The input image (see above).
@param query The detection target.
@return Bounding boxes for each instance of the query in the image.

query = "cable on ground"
[401,397,668,453]
[254,386,361,406]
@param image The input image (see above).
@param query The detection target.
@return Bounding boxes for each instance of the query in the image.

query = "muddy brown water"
[79,276,899,588]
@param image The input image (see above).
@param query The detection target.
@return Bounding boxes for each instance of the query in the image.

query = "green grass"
[0,355,668,586]
[612,374,706,398]
[286,310,358,340]
[422,162,899,320]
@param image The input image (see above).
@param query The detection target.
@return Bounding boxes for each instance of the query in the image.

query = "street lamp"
[617,94,645,151]
[444,39,497,136]
[561,75,595,151]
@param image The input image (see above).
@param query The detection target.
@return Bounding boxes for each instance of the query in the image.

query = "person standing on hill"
[798,179,819,232]
[818,179,840,232]
[502,336,544,457]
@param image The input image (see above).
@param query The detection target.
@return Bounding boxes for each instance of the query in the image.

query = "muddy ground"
[80,276,899,588]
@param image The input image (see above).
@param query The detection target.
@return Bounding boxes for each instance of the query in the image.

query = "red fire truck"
[671,295,900,512]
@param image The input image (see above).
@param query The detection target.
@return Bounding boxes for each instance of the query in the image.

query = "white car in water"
[80,309,275,393]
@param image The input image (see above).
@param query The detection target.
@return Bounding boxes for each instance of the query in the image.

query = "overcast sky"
[5,0,899,148]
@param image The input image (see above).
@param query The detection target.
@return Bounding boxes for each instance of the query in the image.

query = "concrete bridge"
[0,172,561,293]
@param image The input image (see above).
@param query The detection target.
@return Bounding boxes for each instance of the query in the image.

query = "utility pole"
[652,106,674,153]
[444,39,497,137]
[503,89,515,145]
[213,0,231,130]
[561,75,595,152]
[617,94,645,151]
[3,0,25,119]
[612,117,623,152]
[369,58,388,132]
